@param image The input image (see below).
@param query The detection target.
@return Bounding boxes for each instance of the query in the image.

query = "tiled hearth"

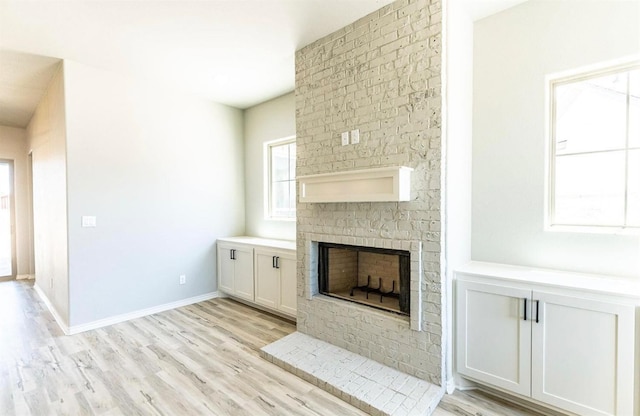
[261,333,441,416]
[262,234,442,415]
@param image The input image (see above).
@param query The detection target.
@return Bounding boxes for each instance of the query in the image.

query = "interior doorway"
[0,161,15,278]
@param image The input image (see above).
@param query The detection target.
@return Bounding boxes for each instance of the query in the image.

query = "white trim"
[546,55,640,85]
[68,292,220,334]
[545,60,640,232]
[544,67,553,232]
[264,135,296,220]
[455,384,479,392]
[225,294,296,322]
[546,224,640,235]
[446,379,456,394]
[35,284,219,335]
[16,274,34,280]
[34,283,71,335]
[298,166,413,203]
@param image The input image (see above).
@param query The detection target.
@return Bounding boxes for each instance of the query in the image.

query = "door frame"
[0,159,17,279]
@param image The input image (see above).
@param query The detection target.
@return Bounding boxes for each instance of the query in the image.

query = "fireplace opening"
[318,242,410,316]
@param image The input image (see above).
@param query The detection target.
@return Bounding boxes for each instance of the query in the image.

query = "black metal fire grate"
[349,275,400,304]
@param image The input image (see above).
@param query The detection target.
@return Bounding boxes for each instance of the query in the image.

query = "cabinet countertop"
[456,261,640,301]
[217,236,296,251]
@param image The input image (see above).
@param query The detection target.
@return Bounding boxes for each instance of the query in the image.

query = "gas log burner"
[317,242,410,316]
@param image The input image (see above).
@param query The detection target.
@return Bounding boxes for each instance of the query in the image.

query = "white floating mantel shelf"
[298,166,413,203]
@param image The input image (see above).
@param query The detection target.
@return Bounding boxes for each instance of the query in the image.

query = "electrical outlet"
[341,131,349,146]
[81,216,97,227]
[179,274,186,285]
[350,129,360,144]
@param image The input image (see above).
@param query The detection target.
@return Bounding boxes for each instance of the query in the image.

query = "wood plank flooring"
[0,280,545,415]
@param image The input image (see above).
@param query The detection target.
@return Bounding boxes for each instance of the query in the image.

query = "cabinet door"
[278,253,297,316]
[232,246,254,302]
[254,250,279,309]
[456,280,532,396]
[218,245,235,294]
[531,292,636,416]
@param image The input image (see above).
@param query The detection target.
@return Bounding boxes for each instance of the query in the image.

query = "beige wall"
[442,0,474,391]
[63,60,245,327]
[472,1,640,277]
[18,58,246,329]
[244,92,296,241]
[0,125,32,277]
[26,64,69,324]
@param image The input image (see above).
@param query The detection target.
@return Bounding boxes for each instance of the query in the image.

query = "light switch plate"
[81,216,97,227]
[351,129,360,144]
[341,132,349,146]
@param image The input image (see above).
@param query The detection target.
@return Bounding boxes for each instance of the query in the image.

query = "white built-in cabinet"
[217,237,296,319]
[217,243,254,302]
[254,248,297,316]
[456,263,640,416]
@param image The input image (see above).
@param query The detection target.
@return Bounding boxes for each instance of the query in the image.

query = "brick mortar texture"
[295,0,443,385]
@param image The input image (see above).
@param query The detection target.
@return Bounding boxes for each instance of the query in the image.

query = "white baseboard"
[34,285,220,335]
[453,371,479,390]
[67,291,220,335]
[34,283,71,335]
[226,294,296,322]
[446,379,457,394]
[16,274,35,280]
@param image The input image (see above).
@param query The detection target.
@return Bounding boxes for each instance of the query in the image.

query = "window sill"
[545,224,640,236]
[266,216,296,222]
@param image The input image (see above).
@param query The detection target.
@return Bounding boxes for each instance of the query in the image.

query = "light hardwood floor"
[0,280,544,415]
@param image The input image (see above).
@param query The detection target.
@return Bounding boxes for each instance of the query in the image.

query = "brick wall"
[295,0,443,385]
[327,248,358,292]
[358,252,400,293]
[326,249,401,294]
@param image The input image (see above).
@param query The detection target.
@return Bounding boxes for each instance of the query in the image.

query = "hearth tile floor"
[261,331,442,416]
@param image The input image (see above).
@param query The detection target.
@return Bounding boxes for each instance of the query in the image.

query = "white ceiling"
[0,0,527,129]
[0,51,61,127]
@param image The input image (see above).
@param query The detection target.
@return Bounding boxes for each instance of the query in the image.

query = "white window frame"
[545,60,640,234]
[264,136,296,221]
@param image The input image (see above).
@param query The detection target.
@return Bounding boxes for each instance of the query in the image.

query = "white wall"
[244,92,296,241]
[63,61,245,326]
[0,125,32,277]
[472,1,640,278]
[27,65,70,323]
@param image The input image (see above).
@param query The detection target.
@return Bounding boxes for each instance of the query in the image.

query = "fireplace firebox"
[318,242,410,315]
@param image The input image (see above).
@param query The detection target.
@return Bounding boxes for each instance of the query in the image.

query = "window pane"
[271,181,290,216]
[554,151,626,226]
[627,150,640,226]
[289,180,296,213]
[555,72,628,155]
[271,181,295,218]
[271,143,291,182]
[268,139,296,218]
[630,70,640,148]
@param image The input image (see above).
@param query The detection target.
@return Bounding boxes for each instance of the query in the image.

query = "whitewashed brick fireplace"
[293,0,444,387]
[262,1,445,413]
